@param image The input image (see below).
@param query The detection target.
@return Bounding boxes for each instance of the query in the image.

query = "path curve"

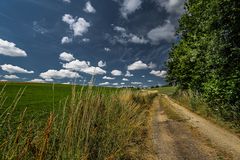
[152,94,240,160]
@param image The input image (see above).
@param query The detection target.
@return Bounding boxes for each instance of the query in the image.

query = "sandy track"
[152,95,240,160]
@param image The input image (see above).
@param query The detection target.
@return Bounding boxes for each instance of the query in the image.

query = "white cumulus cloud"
[0,39,27,57]
[120,0,142,18]
[82,38,90,42]
[98,60,106,67]
[62,14,75,24]
[131,81,142,85]
[29,79,46,83]
[63,0,71,3]
[104,47,111,52]
[103,76,115,80]
[45,78,54,82]
[83,1,96,13]
[111,70,122,76]
[3,75,19,79]
[62,14,90,36]
[129,34,148,44]
[61,36,72,44]
[40,69,80,79]
[114,26,126,32]
[59,52,75,62]
[63,59,89,71]
[63,59,106,75]
[147,21,176,44]
[1,64,34,74]
[62,82,71,85]
[155,0,185,14]
[81,66,106,75]
[128,60,148,70]
[111,26,148,44]
[99,82,110,86]
[72,18,90,36]
[150,70,167,78]
[122,78,129,81]
[125,71,133,77]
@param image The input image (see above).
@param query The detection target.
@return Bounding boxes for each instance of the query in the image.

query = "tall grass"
[0,85,157,159]
[172,90,210,116]
[172,90,240,132]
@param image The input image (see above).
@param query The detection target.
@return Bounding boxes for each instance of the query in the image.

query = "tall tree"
[167,0,240,122]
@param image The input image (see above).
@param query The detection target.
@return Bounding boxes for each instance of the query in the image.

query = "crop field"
[0,82,70,121]
[0,82,118,122]
[0,82,156,159]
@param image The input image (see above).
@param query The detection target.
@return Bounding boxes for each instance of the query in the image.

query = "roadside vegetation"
[0,82,157,159]
[171,90,240,133]
[167,0,240,129]
[156,86,240,133]
[152,86,177,96]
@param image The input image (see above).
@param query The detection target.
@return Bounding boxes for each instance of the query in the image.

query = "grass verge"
[0,84,157,159]
[171,90,240,135]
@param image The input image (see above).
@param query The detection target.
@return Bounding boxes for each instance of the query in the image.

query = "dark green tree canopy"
[167,0,240,122]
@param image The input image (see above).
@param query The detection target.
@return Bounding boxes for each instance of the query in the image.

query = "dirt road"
[152,94,240,160]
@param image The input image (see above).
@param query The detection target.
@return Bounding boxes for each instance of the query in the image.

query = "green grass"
[155,86,177,95]
[0,82,69,120]
[0,82,156,159]
[0,82,118,122]
[171,90,240,134]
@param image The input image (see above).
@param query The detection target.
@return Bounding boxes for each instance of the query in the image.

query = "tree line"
[167,0,240,123]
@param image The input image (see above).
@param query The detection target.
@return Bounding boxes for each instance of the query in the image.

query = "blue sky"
[0,0,184,87]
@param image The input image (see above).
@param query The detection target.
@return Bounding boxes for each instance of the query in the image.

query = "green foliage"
[167,0,240,125]
[172,90,211,117]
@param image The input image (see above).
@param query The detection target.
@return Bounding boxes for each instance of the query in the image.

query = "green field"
[0,82,69,120]
[0,82,156,159]
[0,82,175,123]
[0,82,118,122]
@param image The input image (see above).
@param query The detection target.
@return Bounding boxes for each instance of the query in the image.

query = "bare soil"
[151,94,240,160]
